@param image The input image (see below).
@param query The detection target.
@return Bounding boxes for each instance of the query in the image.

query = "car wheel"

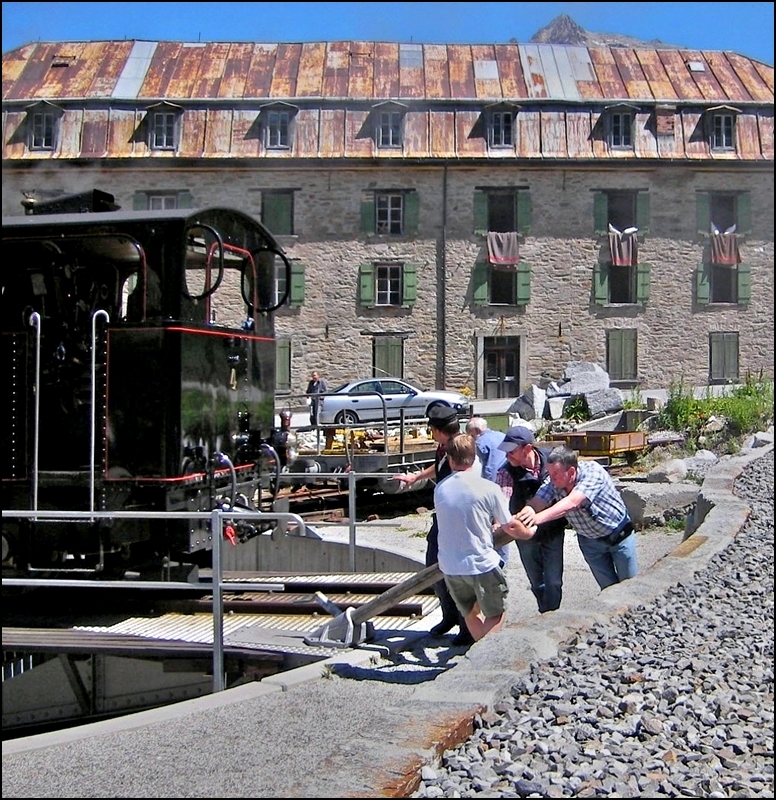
[335,410,360,426]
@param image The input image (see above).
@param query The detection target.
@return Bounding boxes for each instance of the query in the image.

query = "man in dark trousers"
[496,426,566,613]
[305,370,328,427]
[392,405,473,646]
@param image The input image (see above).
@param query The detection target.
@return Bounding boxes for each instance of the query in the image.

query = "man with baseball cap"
[496,426,566,613]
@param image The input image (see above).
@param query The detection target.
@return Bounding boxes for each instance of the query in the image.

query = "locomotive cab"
[2,204,291,576]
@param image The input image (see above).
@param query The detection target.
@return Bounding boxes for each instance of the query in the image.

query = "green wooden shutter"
[263,192,293,235]
[515,260,531,305]
[517,191,532,236]
[133,191,147,210]
[593,262,609,305]
[607,329,637,381]
[737,193,752,235]
[709,332,739,382]
[177,190,192,209]
[473,262,489,305]
[473,190,488,235]
[636,263,651,304]
[696,263,711,305]
[359,263,375,307]
[374,336,404,379]
[696,192,711,236]
[402,263,417,306]
[288,261,305,307]
[636,193,650,235]
[360,192,375,234]
[593,192,608,235]
[404,191,419,235]
[275,338,291,391]
[737,263,751,304]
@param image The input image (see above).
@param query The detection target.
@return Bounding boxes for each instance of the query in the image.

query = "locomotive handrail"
[90,309,110,521]
[28,312,42,513]
[3,508,307,693]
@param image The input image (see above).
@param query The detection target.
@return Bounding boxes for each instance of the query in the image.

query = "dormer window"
[259,102,297,151]
[485,103,519,150]
[146,103,183,151]
[708,105,740,152]
[604,104,638,150]
[372,102,407,149]
[25,101,62,151]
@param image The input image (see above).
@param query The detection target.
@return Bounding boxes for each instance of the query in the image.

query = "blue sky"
[2,2,773,64]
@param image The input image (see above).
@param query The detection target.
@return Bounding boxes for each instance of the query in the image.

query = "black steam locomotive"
[2,192,291,577]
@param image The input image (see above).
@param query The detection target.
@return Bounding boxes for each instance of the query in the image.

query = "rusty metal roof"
[3,40,773,105]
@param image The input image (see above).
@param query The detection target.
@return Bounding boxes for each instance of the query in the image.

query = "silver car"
[318,379,472,426]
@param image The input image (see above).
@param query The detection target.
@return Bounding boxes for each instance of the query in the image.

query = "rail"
[2,508,306,694]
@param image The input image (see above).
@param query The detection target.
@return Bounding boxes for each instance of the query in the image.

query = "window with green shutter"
[696,191,751,236]
[275,338,292,392]
[262,191,294,236]
[607,329,638,382]
[473,189,531,235]
[593,190,648,236]
[361,190,418,235]
[288,261,305,307]
[709,332,739,383]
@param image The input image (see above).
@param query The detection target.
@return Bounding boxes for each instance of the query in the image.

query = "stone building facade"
[2,40,773,401]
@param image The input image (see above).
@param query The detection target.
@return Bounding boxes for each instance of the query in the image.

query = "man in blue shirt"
[465,417,507,481]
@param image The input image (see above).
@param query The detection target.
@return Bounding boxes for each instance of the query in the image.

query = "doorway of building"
[483,336,520,399]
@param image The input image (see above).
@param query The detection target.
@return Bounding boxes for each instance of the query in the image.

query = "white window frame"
[489,111,513,148]
[377,111,403,148]
[147,194,178,210]
[274,260,288,307]
[266,110,291,149]
[29,110,57,150]
[610,112,633,148]
[375,263,403,306]
[151,111,178,150]
[712,113,735,150]
[376,193,403,234]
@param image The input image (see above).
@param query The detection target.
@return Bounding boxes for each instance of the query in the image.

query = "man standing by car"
[305,370,328,427]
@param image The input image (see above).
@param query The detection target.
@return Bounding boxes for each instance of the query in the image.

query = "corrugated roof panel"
[106,108,139,157]
[167,42,206,99]
[547,44,584,101]
[680,49,726,101]
[422,44,450,99]
[370,41,397,99]
[347,41,374,99]
[429,108,455,156]
[612,49,654,100]
[448,44,476,99]
[231,108,262,156]
[399,43,425,100]
[319,108,345,155]
[104,41,148,98]
[633,50,679,101]
[296,41,326,97]
[566,110,595,157]
[322,42,350,98]
[540,109,568,157]
[493,43,528,100]
[193,42,231,98]
[519,44,549,99]
[202,108,233,156]
[243,43,277,98]
[704,52,753,102]
[656,49,705,100]
[139,41,183,98]
[1,43,36,98]
[216,42,254,99]
[735,113,762,159]
[730,53,774,101]
[80,109,107,156]
[456,108,485,154]
[515,109,541,157]
[589,48,629,100]
[270,42,301,98]
[758,110,774,158]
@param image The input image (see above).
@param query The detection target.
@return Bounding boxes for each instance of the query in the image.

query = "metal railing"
[2,508,306,693]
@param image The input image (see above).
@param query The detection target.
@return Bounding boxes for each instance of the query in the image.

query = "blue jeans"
[576,530,639,589]
[515,528,565,612]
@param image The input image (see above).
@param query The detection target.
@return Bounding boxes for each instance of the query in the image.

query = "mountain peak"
[529,13,682,50]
